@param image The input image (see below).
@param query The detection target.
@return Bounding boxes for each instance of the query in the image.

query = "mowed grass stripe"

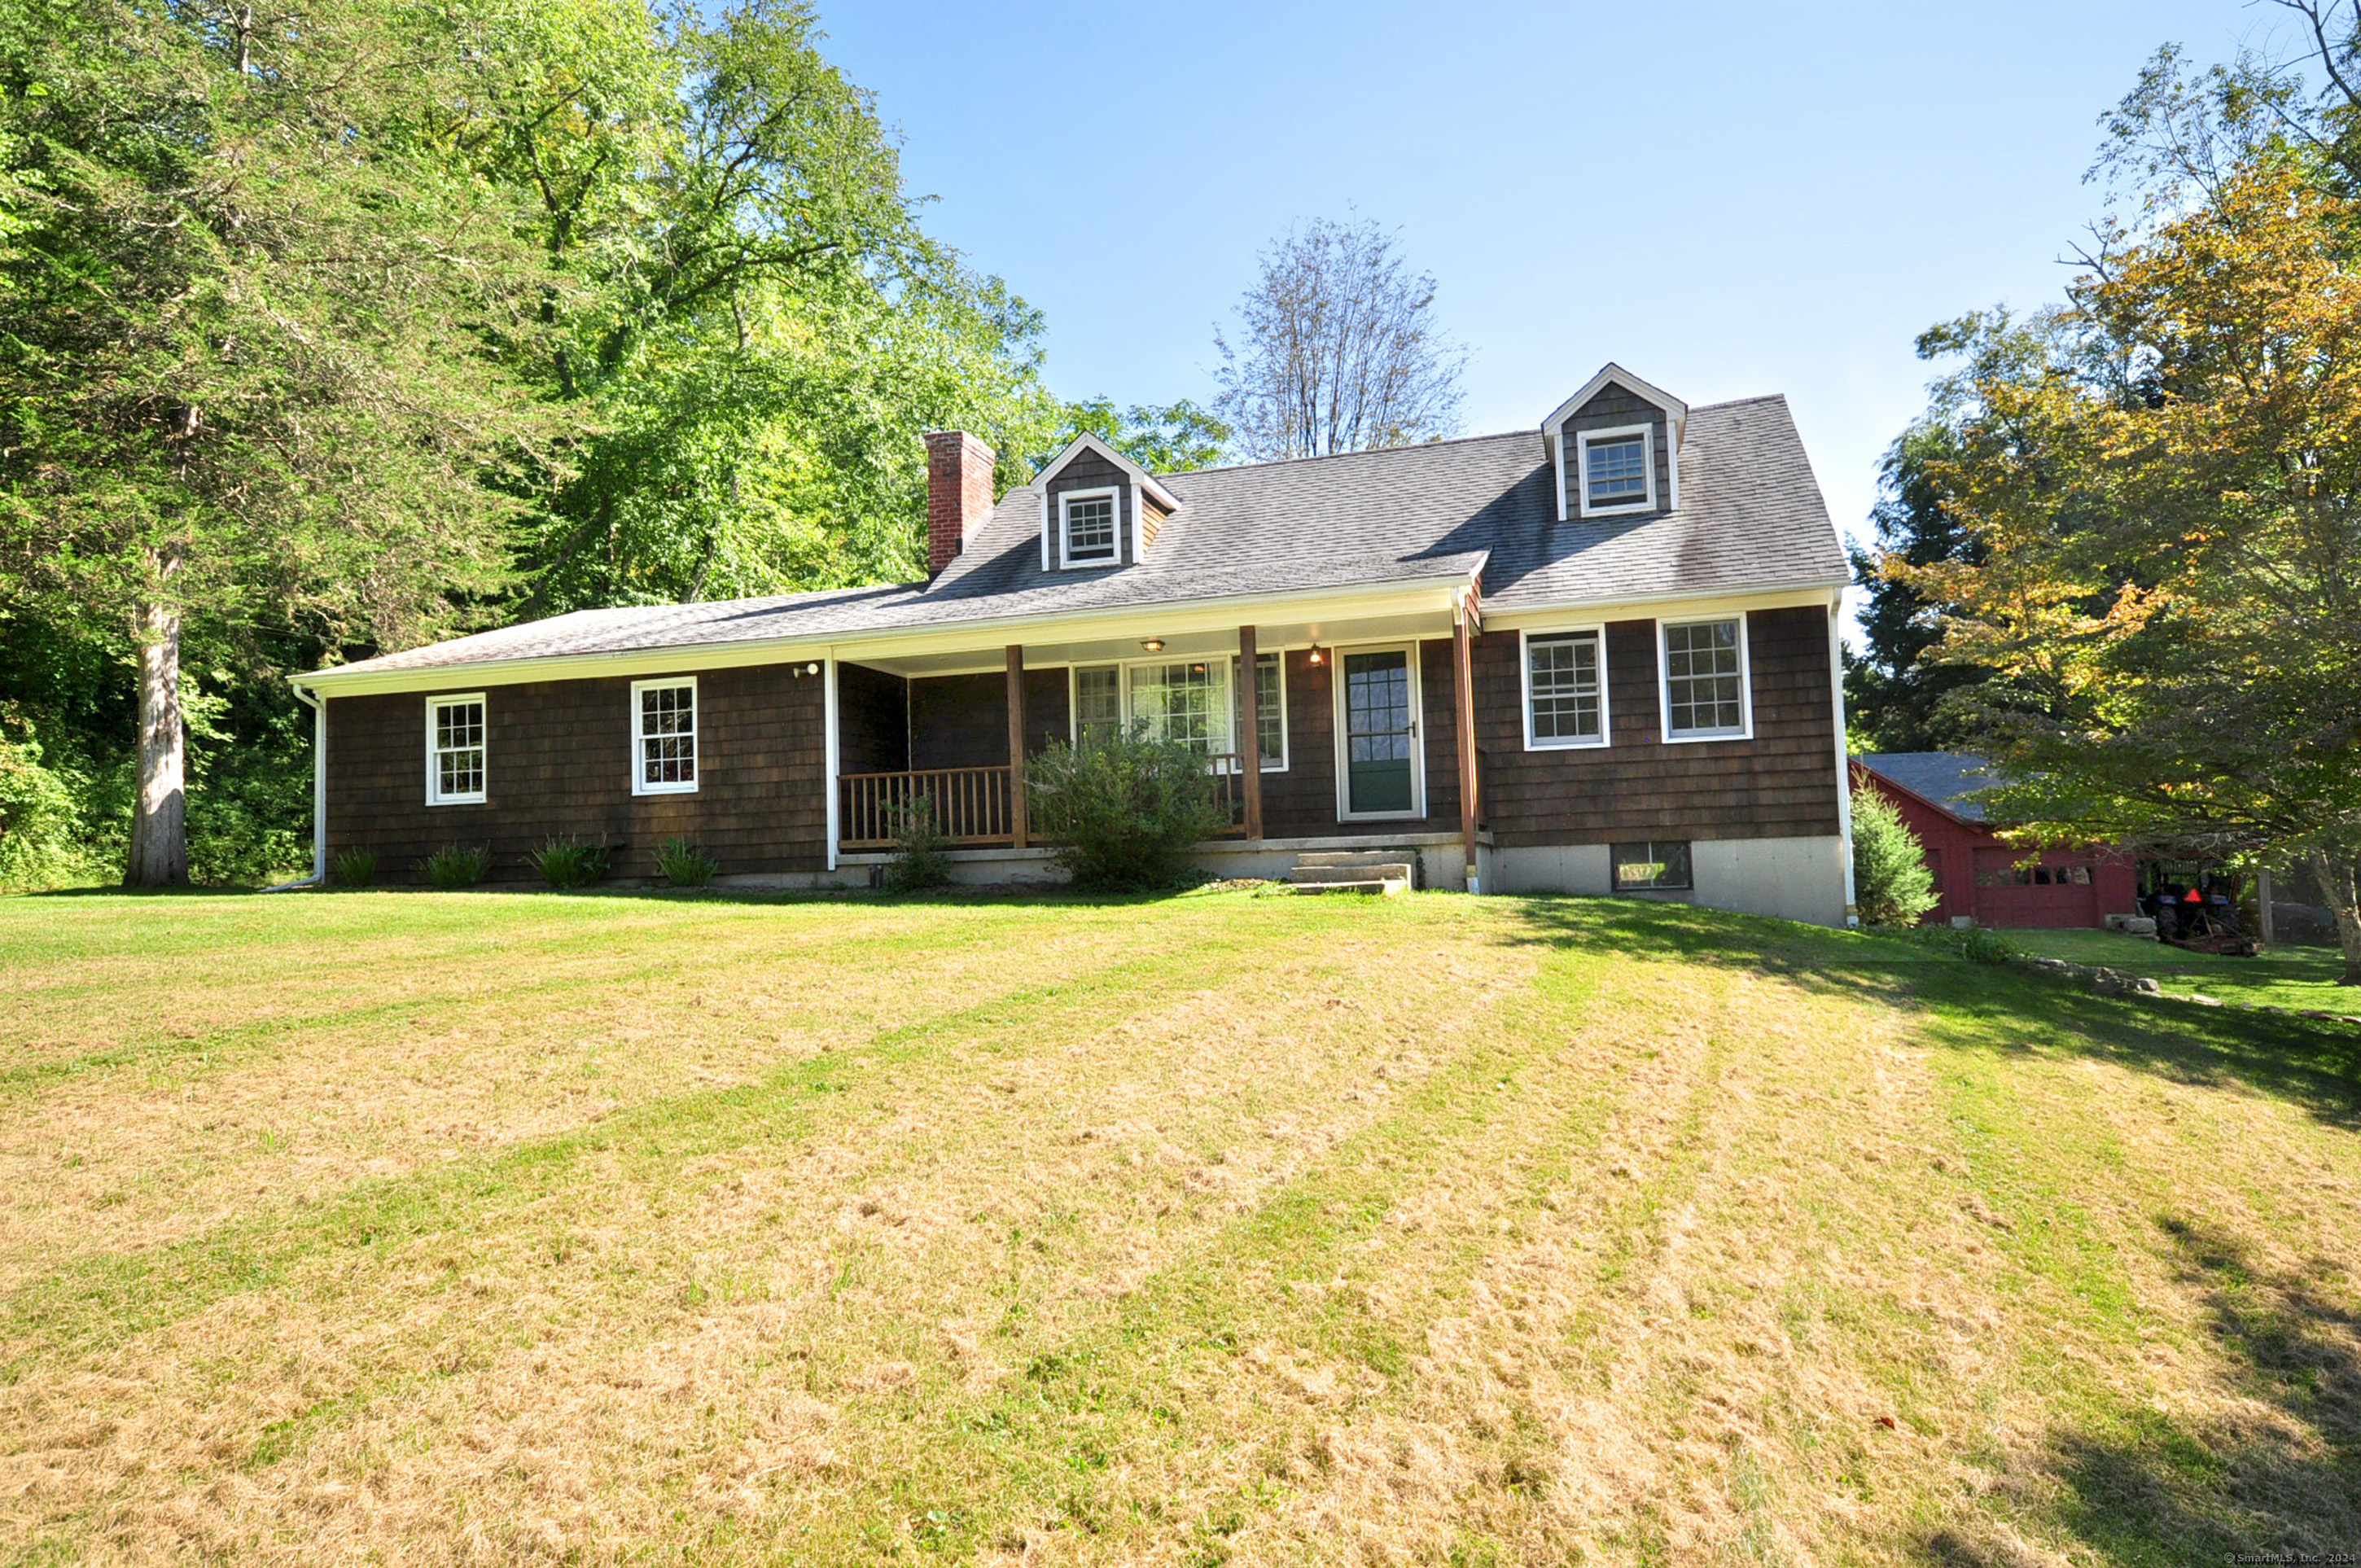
[0,915,1318,1362]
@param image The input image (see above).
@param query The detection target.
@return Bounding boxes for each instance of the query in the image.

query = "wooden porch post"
[1453,602,1480,892]
[1237,625,1264,840]
[1006,644,1027,849]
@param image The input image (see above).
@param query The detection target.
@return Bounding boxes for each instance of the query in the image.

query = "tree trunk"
[2307,845,2361,987]
[124,580,188,887]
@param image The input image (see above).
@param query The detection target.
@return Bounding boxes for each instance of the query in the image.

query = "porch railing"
[838,766,1014,850]
[837,753,1252,852]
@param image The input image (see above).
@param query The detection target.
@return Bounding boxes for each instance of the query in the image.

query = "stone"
[2134,977,2161,995]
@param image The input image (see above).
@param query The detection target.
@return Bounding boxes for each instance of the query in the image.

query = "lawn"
[2007,927,2358,1013]
[1,887,2357,1566]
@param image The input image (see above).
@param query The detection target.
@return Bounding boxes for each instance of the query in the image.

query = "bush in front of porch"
[1027,730,1228,892]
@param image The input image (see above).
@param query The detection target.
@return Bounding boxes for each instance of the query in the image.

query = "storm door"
[1338,648,1422,819]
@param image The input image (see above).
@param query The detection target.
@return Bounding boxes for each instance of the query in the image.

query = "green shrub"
[422,843,493,889]
[0,716,84,889]
[331,847,379,887]
[1910,922,2019,965]
[883,794,952,894]
[656,836,719,887]
[1027,730,1226,893]
[528,837,607,890]
[1852,786,1940,927]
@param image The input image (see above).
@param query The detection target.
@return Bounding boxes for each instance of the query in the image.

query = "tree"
[1894,160,2361,982]
[1213,217,1463,460]
[1851,789,1941,927]
[458,0,1067,610]
[0,0,552,883]
[1844,422,1995,752]
[1036,397,1232,475]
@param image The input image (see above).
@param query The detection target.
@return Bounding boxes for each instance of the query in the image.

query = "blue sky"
[816,0,2294,589]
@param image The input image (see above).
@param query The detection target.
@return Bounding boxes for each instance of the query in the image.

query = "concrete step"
[1294,850,1415,868]
[1286,861,1411,885]
[1287,877,1407,897]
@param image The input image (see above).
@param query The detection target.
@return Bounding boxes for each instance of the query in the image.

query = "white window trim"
[1575,424,1656,519]
[1241,650,1289,773]
[1056,487,1123,570]
[1658,615,1754,743]
[1065,652,1290,772]
[630,675,699,795]
[1331,642,1427,822]
[425,692,487,806]
[1518,624,1611,751]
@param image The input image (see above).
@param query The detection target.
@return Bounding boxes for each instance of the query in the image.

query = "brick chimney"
[925,431,996,577]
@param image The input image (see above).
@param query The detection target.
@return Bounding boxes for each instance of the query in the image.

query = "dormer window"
[1059,488,1119,567]
[1577,427,1654,515]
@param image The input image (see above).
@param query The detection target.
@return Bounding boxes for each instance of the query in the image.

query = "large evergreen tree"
[0,0,554,883]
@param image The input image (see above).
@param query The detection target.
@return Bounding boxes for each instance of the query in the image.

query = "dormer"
[1032,432,1181,572]
[1540,364,1688,523]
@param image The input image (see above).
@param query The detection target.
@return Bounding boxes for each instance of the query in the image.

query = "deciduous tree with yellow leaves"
[1893,151,2361,981]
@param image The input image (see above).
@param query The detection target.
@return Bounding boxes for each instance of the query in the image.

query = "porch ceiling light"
[1140,638,1164,652]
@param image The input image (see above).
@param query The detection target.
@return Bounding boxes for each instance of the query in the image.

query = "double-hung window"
[1522,629,1606,748]
[1073,665,1123,746]
[1059,489,1119,567]
[1660,617,1750,741]
[632,677,698,794]
[1576,427,1654,515]
[426,694,487,805]
[1127,659,1229,756]
[1231,651,1286,770]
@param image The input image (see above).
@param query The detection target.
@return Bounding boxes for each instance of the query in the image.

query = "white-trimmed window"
[1522,629,1607,749]
[1576,426,1654,516]
[632,677,698,794]
[1613,839,1692,891]
[426,694,487,805]
[1073,665,1122,746]
[1231,651,1287,770]
[1660,617,1750,741]
[1058,488,1120,567]
[1127,659,1229,755]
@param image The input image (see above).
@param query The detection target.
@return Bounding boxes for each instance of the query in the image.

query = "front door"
[1340,648,1420,817]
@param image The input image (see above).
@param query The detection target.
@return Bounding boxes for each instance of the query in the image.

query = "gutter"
[262,682,327,892]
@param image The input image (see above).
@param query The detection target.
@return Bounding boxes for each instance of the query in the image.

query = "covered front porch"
[826,594,1487,886]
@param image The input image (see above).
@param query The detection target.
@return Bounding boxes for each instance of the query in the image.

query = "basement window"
[1613,840,1692,891]
[633,677,698,795]
[426,694,486,805]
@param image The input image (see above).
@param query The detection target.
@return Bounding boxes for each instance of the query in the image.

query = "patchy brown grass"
[0,887,2356,1564]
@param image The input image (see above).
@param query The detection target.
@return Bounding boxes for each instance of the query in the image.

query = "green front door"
[1342,649,1416,815]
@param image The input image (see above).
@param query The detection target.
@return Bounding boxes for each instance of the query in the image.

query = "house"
[291,365,1859,922]
[1851,752,2140,928]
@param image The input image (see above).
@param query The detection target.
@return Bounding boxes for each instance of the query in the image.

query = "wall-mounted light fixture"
[805,662,820,675]
[1140,638,1165,653]
[1307,646,1325,666]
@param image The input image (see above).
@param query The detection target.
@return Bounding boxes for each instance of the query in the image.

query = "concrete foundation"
[1489,834,1848,926]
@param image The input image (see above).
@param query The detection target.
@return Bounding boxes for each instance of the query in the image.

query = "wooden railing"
[838,754,1254,852]
[838,766,1014,850]
[1206,753,1251,836]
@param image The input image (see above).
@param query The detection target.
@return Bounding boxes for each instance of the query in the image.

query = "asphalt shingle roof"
[1856,752,2002,822]
[313,393,1845,680]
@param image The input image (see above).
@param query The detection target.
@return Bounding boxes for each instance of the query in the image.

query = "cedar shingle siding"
[1559,386,1671,515]
[325,664,828,883]
[1043,450,1134,567]
[1477,605,1840,843]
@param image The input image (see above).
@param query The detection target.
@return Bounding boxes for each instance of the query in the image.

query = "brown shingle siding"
[1477,604,1840,845]
[326,664,828,883]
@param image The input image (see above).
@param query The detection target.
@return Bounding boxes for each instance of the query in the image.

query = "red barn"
[1851,753,2141,929]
